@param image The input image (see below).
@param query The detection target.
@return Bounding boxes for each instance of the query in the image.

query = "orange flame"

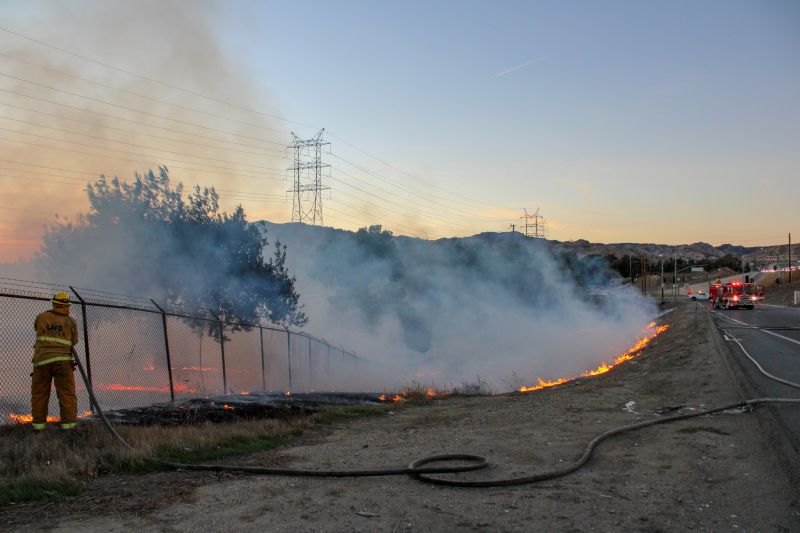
[222,404,235,411]
[425,388,436,398]
[519,377,571,393]
[7,410,94,424]
[519,322,670,393]
[377,394,404,402]
[96,382,195,394]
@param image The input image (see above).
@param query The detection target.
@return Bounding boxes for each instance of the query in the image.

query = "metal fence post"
[151,300,175,401]
[307,334,313,390]
[69,286,92,389]
[323,339,331,375]
[282,325,292,392]
[259,326,267,392]
[211,311,228,395]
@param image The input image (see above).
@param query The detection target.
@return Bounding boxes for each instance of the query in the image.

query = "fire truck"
[709,280,764,310]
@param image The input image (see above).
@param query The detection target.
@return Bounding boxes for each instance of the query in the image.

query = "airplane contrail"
[491,57,545,78]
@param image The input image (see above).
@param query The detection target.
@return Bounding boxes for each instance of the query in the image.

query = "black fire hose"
[70,349,800,488]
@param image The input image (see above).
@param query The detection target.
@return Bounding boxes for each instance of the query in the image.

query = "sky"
[0,0,798,262]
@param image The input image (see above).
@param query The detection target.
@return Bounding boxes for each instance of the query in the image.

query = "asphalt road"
[711,305,800,456]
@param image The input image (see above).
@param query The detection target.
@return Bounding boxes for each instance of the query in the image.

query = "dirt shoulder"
[5,302,800,532]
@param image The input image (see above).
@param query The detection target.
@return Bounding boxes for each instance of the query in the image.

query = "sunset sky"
[0,0,798,262]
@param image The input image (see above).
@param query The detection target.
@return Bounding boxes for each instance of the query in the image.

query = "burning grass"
[519,321,670,393]
[0,403,391,507]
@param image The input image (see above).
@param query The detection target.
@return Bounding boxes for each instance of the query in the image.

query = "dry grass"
[0,404,389,506]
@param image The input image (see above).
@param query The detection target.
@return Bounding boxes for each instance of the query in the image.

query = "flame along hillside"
[519,321,670,393]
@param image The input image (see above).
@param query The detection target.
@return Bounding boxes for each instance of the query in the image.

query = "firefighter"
[31,291,79,431]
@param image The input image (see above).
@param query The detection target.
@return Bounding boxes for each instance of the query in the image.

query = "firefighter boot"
[31,365,53,430]
[53,361,78,430]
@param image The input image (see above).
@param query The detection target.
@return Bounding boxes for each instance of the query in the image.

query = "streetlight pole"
[660,255,665,303]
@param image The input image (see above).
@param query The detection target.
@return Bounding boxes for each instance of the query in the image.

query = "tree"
[40,167,306,334]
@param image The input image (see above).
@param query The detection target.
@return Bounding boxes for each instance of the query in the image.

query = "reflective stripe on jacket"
[33,308,78,366]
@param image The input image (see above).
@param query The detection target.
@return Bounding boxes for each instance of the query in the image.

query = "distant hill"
[254,221,795,268]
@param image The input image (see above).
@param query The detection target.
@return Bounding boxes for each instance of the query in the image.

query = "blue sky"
[223,0,799,241]
[0,0,798,259]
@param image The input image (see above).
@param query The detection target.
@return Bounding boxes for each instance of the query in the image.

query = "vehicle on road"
[690,291,709,301]
[709,281,763,310]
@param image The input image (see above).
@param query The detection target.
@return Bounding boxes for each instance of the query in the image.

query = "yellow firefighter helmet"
[51,291,71,307]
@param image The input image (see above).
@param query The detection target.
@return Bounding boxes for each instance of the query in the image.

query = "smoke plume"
[259,222,658,391]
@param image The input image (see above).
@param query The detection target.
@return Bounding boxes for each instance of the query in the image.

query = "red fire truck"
[709,281,764,310]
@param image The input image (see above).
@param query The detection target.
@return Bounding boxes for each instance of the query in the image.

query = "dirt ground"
[3,302,799,532]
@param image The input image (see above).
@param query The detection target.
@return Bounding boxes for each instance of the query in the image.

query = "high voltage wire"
[0,51,299,137]
[0,29,520,235]
[0,88,290,150]
[0,171,287,203]
[0,25,506,216]
[0,61,508,231]
[0,162,289,199]
[327,166,480,231]
[326,129,509,211]
[0,70,293,138]
[0,115,286,172]
[331,154,513,223]
[0,71,293,145]
[0,26,318,131]
[0,102,286,158]
[0,128,287,177]
[0,137,286,181]
[323,196,429,237]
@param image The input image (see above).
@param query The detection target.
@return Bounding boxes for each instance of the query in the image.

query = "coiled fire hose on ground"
[70,348,800,488]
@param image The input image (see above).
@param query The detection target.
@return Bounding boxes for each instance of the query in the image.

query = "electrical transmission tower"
[520,208,546,238]
[287,129,330,225]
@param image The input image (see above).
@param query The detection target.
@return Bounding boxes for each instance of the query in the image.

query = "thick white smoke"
[260,222,658,391]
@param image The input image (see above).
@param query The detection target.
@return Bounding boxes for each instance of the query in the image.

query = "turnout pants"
[31,361,77,430]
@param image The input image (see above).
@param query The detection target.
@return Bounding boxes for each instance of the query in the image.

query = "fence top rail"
[0,289,370,363]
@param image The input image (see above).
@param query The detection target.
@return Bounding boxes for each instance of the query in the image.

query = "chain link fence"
[0,277,371,425]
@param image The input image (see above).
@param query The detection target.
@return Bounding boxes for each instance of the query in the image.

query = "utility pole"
[287,129,330,225]
[520,208,546,238]
[790,233,793,284]
[641,257,645,293]
[629,255,634,285]
[660,256,665,302]
[510,224,516,233]
[673,255,677,302]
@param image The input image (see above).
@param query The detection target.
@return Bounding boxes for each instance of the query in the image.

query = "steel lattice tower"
[287,129,330,225]
[520,208,546,238]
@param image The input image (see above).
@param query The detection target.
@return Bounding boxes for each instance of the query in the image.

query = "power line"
[0,170,287,203]
[0,34,514,222]
[0,71,293,143]
[326,129,511,211]
[0,88,289,150]
[0,25,317,130]
[331,152,514,224]
[0,51,300,136]
[0,115,286,172]
[0,127,287,177]
[0,30,521,238]
[0,101,285,158]
[0,136,286,181]
[328,166,475,232]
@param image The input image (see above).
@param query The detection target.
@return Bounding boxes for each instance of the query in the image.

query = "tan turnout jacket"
[33,307,79,366]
